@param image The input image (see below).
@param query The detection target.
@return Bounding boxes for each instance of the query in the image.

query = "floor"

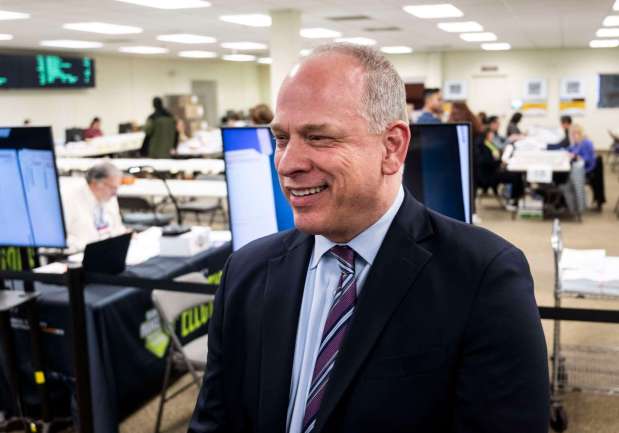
[120,162,619,433]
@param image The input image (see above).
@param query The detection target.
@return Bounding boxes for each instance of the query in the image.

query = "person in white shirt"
[61,162,126,251]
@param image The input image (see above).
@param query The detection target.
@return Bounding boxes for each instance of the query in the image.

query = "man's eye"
[275,137,288,147]
[308,135,328,141]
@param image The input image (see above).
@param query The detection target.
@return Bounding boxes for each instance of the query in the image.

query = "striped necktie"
[302,245,357,433]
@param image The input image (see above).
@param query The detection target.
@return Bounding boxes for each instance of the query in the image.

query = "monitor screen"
[0,127,66,247]
[404,123,473,223]
[222,127,294,250]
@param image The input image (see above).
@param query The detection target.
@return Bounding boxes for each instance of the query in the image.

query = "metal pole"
[65,264,94,433]
[19,248,51,423]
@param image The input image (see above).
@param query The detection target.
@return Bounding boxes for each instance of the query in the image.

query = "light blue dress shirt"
[286,186,405,433]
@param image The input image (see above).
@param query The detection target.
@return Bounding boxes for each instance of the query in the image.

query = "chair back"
[152,290,213,326]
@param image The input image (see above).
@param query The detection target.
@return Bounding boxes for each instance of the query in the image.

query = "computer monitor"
[0,126,67,248]
[404,123,473,223]
[65,127,84,143]
[221,127,294,251]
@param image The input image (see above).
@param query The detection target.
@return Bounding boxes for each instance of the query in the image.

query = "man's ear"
[382,121,411,175]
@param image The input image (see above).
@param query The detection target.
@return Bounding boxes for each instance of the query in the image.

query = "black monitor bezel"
[407,122,474,224]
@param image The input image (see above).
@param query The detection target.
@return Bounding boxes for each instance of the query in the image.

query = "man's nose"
[276,138,312,177]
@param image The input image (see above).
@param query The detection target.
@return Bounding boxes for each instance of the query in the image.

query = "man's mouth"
[289,185,328,197]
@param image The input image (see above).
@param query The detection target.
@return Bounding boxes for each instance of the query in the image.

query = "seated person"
[476,128,524,207]
[487,115,508,149]
[61,162,126,251]
[569,124,605,209]
[84,117,103,139]
[506,112,526,142]
[569,124,596,173]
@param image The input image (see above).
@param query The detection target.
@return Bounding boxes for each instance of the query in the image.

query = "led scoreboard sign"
[0,53,95,89]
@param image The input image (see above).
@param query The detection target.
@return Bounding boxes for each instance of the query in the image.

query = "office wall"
[386,48,619,150]
[0,53,269,140]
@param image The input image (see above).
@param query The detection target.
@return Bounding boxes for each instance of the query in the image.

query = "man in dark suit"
[189,43,549,433]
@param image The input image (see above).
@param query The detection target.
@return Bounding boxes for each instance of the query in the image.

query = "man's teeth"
[291,186,327,197]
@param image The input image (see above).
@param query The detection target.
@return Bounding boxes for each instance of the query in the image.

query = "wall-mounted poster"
[443,80,467,101]
[524,78,548,100]
[560,77,586,116]
[522,78,548,116]
[560,78,585,99]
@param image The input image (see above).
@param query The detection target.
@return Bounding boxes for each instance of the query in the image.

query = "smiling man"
[188,44,549,433]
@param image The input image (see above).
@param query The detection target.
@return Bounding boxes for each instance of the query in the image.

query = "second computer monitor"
[222,127,294,251]
[404,123,473,224]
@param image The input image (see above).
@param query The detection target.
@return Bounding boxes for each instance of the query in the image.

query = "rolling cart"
[549,219,619,432]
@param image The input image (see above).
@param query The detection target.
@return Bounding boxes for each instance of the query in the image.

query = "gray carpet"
[121,162,619,433]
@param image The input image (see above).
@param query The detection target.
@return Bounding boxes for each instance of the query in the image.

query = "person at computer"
[416,88,443,123]
[142,97,178,158]
[84,117,103,140]
[62,162,126,251]
[188,43,549,433]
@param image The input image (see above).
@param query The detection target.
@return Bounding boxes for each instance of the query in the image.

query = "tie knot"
[329,245,355,274]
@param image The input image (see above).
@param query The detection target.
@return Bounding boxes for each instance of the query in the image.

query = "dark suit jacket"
[188,192,549,433]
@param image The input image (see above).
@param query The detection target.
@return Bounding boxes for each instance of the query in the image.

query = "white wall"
[3,48,617,150]
[0,53,270,141]
[386,48,619,150]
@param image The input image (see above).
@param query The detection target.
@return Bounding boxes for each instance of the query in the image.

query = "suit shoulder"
[426,209,519,262]
[226,229,300,271]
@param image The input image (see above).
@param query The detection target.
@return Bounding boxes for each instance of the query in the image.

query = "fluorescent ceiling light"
[590,39,619,48]
[335,37,377,46]
[157,34,216,44]
[0,10,29,20]
[221,41,267,50]
[63,22,142,35]
[460,32,497,42]
[222,54,256,62]
[380,46,413,54]
[597,28,619,37]
[40,40,103,49]
[0,34,14,41]
[119,46,168,54]
[481,42,511,51]
[300,48,312,56]
[257,57,272,64]
[438,21,483,32]
[300,28,341,38]
[219,14,271,27]
[179,50,217,58]
[403,4,463,19]
[114,0,210,9]
[603,16,619,26]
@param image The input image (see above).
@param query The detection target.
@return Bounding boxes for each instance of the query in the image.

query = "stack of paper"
[560,249,619,295]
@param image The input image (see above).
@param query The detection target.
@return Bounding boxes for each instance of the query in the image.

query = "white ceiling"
[0,0,616,59]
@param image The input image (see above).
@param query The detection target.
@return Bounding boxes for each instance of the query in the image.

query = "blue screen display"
[222,127,294,250]
[0,127,66,248]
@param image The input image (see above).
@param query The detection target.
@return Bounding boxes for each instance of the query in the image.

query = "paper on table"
[126,227,162,266]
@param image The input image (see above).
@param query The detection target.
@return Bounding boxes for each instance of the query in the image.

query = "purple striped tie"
[302,245,357,433]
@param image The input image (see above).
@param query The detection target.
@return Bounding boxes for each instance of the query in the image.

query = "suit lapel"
[313,194,434,433]
[258,231,313,433]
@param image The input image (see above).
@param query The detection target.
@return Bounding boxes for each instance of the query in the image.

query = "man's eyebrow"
[298,124,332,134]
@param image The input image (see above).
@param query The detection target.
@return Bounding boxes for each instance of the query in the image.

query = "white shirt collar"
[310,185,405,269]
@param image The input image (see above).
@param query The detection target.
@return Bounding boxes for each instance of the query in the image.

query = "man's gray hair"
[308,43,408,133]
[85,161,121,183]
